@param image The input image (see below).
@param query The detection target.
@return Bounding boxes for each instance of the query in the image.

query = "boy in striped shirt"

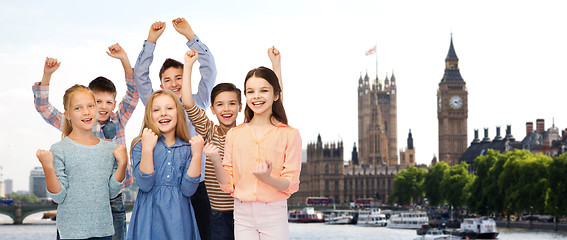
[181,47,282,239]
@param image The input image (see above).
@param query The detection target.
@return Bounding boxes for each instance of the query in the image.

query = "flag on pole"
[365,45,376,56]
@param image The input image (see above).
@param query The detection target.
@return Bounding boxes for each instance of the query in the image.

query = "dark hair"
[159,58,183,80]
[244,66,287,125]
[211,83,242,105]
[88,76,117,97]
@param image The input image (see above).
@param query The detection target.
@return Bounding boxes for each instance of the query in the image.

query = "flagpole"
[375,42,378,79]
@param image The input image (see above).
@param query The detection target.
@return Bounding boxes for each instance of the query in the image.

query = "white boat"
[288,207,324,223]
[357,208,387,227]
[387,211,428,229]
[324,211,356,224]
[453,217,499,239]
[413,229,458,240]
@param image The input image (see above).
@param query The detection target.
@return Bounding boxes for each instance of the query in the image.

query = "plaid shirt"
[32,73,139,187]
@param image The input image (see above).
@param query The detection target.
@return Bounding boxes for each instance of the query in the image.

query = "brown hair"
[211,83,242,105]
[88,76,117,98]
[131,90,190,150]
[62,84,96,138]
[243,66,287,125]
[159,58,183,81]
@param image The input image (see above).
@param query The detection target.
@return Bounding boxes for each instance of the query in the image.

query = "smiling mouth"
[159,119,171,125]
[82,118,93,123]
[99,111,108,116]
[171,88,180,93]
[252,101,265,106]
[221,113,233,119]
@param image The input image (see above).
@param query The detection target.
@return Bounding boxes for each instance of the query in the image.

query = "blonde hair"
[131,90,190,149]
[61,84,96,138]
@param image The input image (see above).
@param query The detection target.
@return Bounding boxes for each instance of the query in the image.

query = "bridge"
[0,202,134,224]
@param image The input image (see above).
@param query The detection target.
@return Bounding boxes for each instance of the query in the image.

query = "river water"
[1,214,566,240]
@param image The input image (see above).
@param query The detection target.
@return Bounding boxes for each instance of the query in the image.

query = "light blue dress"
[127,136,201,240]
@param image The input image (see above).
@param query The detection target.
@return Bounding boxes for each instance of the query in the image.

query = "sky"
[1,0,566,191]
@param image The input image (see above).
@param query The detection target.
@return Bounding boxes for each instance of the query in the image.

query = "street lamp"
[530,206,533,230]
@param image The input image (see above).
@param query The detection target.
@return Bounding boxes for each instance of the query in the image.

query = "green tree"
[441,162,473,209]
[5,193,40,203]
[499,150,551,215]
[424,161,449,206]
[546,153,567,217]
[392,166,426,205]
[467,150,499,215]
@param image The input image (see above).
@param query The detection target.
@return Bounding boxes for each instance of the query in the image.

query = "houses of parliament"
[288,37,468,205]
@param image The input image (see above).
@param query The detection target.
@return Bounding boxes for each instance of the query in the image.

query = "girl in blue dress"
[127,90,203,240]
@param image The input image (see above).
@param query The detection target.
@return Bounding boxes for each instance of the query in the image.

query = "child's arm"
[181,49,199,109]
[32,57,64,130]
[132,128,158,192]
[203,143,230,185]
[107,43,139,128]
[36,150,61,194]
[254,129,302,194]
[181,135,204,197]
[133,21,166,105]
[109,145,127,198]
[107,43,134,75]
[268,46,282,91]
[112,145,128,182]
[173,17,217,109]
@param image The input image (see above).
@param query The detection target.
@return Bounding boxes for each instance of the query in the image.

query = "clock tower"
[437,36,468,166]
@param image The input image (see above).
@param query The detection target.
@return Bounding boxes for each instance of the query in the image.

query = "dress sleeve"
[220,130,236,194]
[280,128,302,195]
[132,141,156,192]
[48,146,67,203]
[187,36,216,109]
[180,149,200,197]
[133,40,156,105]
[32,82,63,131]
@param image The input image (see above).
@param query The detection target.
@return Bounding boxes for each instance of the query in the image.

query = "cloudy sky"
[1,0,566,191]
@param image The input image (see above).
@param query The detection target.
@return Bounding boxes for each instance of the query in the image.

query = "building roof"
[441,69,464,82]
[445,36,459,61]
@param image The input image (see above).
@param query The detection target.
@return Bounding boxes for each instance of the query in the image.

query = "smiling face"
[245,76,279,117]
[65,91,97,132]
[160,67,183,98]
[211,91,242,128]
[151,94,178,136]
[93,91,116,122]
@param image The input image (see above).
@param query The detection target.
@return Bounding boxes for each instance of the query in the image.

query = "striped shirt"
[32,73,138,187]
[185,104,234,211]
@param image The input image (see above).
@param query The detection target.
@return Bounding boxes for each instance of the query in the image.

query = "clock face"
[450,95,463,109]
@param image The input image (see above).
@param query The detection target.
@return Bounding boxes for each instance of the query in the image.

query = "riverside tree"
[424,161,449,206]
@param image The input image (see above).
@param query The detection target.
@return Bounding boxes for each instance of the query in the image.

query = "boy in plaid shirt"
[32,43,138,240]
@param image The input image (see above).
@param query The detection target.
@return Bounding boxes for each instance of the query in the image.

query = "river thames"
[1,213,567,240]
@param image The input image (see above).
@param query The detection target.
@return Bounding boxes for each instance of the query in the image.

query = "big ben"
[437,36,468,166]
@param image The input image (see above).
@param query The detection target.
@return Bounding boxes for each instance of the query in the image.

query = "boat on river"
[324,210,357,224]
[413,229,459,240]
[288,207,324,223]
[451,217,499,239]
[387,211,428,229]
[357,208,387,227]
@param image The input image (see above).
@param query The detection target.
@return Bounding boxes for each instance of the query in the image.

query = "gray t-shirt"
[49,137,124,239]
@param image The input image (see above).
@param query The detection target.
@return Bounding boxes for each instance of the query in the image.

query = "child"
[36,84,127,240]
[182,47,282,240]
[205,65,301,240]
[127,90,204,240]
[32,43,138,240]
[133,17,216,239]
